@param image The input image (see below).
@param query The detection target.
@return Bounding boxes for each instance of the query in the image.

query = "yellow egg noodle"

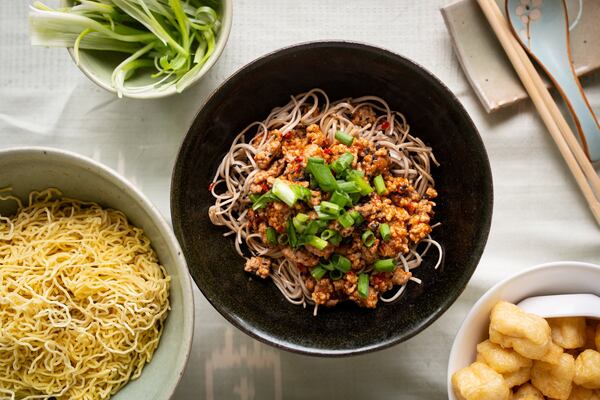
[0,188,170,400]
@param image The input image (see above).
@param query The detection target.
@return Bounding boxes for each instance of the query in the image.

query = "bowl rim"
[65,0,233,99]
[171,40,493,356]
[446,260,600,398]
[0,146,195,399]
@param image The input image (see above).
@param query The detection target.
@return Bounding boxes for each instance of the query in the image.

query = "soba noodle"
[209,89,442,313]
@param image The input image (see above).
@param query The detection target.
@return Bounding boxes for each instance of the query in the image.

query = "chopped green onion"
[266,227,277,245]
[307,162,338,193]
[358,273,369,298]
[272,179,298,207]
[347,170,373,196]
[349,210,364,225]
[329,269,343,280]
[338,212,354,229]
[277,233,288,245]
[320,229,337,241]
[373,174,387,195]
[308,156,325,165]
[379,223,391,241]
[319,201,341,215]
[330,152,354,175]
[320,262,334,271]
[332,254,351,272]
[349,192,362,204]
[314,206,337,220]
[305,235,328,250]
[337,180,361,193]
[330,191,351,208]
[362,230,376,247]
[286,218,298,248]
[335,130,354,146]
[251,191,278,211]
[374,258,396,272]
[305,220,325,236]
[291,185,312,202]
[293,213,309,233]
[249,193,260,203]
[311,266,326,280]
[328,232,343,246]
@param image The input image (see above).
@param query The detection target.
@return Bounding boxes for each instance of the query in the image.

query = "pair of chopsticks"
[476,0,600,226]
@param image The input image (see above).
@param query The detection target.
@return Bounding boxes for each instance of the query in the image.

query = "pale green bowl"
[0,147,194,400]
[63,0,233,99]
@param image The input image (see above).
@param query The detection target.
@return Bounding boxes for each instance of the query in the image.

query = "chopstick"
[476,0,600,226]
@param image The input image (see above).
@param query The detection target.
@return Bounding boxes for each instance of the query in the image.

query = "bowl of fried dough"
[448,261,600,400]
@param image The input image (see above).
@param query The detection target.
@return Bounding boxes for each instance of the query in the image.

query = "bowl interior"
[171,42,493,355]
[66,0,232,98]
[447,261,600,399]
[0,148,193,399]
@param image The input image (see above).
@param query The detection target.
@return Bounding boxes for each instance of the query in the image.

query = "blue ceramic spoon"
[506,0,600,163]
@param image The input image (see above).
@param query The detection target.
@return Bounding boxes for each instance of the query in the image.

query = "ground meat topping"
[244,256,271,279]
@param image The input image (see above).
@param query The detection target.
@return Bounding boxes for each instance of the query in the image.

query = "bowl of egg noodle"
[0,147,194,400]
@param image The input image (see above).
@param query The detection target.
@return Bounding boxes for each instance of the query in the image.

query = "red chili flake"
[295,156,303,163]
[294,164,302,173]
[381,120,390,130]
[372,273,385,285]
[283,131,293,140]
[323,148,333,155]
[261,183,269,192]
[208,182,216,192]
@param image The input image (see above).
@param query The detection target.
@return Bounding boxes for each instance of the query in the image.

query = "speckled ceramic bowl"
[0,147,194,399]
[171,41,493,356]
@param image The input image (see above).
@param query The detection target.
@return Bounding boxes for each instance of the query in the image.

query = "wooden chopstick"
[476,0,600,226]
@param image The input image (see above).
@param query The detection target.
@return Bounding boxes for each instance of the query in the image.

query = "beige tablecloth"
[1,1,599,399]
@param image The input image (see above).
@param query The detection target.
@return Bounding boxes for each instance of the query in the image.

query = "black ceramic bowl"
[171,42,493,356]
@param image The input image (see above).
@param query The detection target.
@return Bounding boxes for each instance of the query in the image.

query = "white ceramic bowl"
[65,0,233,99]
[0,147,194,400]
[447,261,600,399]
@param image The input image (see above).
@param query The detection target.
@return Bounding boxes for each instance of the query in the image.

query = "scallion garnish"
[332,254,351,272]
[311,266,326,280]
[330,152,354,175]
[292,213,309,233]
[320,262,334,271]
[337,180,361,193]
[305,235,328,250]
[329,269,343,280]
[347,170,373,196]
[305,220,325,236]
[338,211,354,229]
[320,229,337,241]
[328,232,343,246]
[361,230,376,247]
[358,273,369,298]
[330,191,351,208]
[286,218,298,248]
[307,161,338,193]
[251,191,278,211]
[379,223,391,241]
[314,206,337,220]
[266,227,277,245]
[373,258,396,272]
[272,179,298,207]
[319,201,341,216]
[349,210,364,225]
[335,130,354,146]
[291,185,312,202]
[373,174,387,195]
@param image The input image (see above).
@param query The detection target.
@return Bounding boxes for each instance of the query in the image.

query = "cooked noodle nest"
[0,188,170,400]
[208,89,442,313]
